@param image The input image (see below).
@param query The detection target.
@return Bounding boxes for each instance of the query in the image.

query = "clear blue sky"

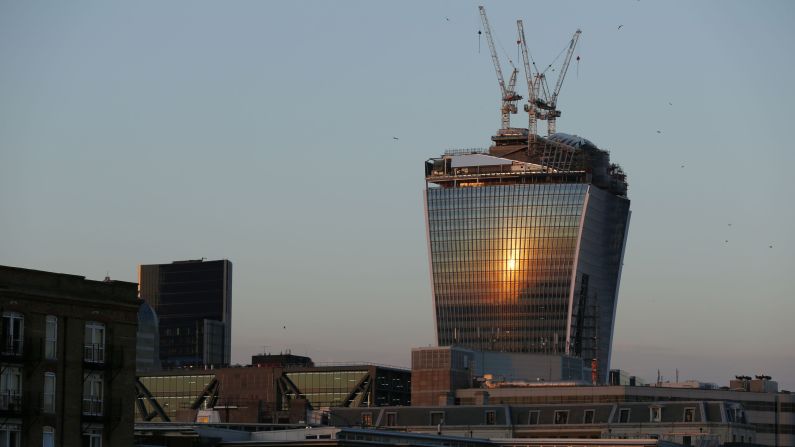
[2,1,793,389]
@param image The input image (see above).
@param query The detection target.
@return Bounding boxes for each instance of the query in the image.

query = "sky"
[1,1,794,389]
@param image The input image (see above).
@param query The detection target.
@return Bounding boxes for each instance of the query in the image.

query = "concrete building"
[0,265,139,447]
[331,400,756,447]
[138,259,232,368]
[134,424,682,447]
[424,131,630,383]
[403,377,792,447]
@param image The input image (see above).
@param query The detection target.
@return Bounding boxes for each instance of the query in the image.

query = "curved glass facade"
[426,183,588,354]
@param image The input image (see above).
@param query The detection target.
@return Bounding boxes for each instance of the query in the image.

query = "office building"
[138,259,232,368]
[0,265,139,447]
[424,131,630,382]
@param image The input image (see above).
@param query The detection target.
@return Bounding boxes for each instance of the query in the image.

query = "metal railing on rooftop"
[444,148,487,156]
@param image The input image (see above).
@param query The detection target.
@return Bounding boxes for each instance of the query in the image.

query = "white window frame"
[83,429,102,447]
[42,426,55,447]
[84,322,105,363]
[583,409,596,424]
[650,406,662,422]
[45,316,57,360]
[82,373,103,416]
[554,410,569,425]
[683,407,696,422]
[0,367,22,411]
[527,410,540,425]
[0,424,21,447]
[618,408,631,423]
[2,312,24,355]
[43,372,56,413]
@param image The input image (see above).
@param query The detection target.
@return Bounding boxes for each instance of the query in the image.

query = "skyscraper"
[424,130,630,382]
[138,259,232,368]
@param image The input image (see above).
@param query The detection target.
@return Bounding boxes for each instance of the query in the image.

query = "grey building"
[424,131,630,382]
[138,259,232,368]
[331,400,756,447]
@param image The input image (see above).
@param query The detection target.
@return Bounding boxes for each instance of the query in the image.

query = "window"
[84,322,105,363]
[385,412,397,427]
[554,410,569,425]
[42,426,54,447]
[683,407,695,422]
[45,316,57,360]
[486,410,497,425]
[430,411,445,426]
[360,412,372,427]
[650,406,661,422]
[583,409,595,424]
[2,312,24,355]
[682,435,691,445]
[0,425,20,447]
[0,367,21,411]
[83,430,101,447]
[527,411,540,425]
[83,373,103,416]
[618,408,631,423]
[43,373,56,413]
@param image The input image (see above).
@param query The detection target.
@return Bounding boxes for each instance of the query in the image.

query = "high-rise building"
[424,130,630,382]
[138,259,232,368]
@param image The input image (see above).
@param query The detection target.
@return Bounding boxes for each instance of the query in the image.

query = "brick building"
[0,265,139,447]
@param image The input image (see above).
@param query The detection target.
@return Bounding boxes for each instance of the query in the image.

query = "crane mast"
[546,29,581,135]
[517,20,539,142]
[479,5,522,130]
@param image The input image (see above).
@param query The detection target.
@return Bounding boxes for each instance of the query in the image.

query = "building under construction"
[422,7,630,384]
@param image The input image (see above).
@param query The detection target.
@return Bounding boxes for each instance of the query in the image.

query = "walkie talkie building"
[424,130,630,382]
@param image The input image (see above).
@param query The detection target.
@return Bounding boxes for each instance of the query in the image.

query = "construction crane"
[534,29,581,135]
[516,19,540,142]
[479,6,522,130]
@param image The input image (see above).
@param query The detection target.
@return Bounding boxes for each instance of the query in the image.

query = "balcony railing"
[0,391,22,411]
[1,336,23,356]
[84,343,105,364]
[82,397,103,416]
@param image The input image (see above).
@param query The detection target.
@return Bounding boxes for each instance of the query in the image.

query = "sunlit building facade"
[424,132,630,382]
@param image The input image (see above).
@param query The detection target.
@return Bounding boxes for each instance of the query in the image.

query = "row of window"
[368,407,700,426]
[1,312,106,363]
[0,426,101,447]
[0,367,104,416]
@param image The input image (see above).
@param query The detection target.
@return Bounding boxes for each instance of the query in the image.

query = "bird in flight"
[669,102,673,106]
[657,130,662,134]
[445,17,450,21]
[393,137,399,140]
[617,25,623,30]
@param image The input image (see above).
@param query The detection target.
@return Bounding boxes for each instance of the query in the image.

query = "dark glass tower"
[424,131,630,382]
[138,259,232,368]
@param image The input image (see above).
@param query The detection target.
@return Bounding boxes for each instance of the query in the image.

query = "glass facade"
[136,374,215,421]
[426,183,587,354]
[424,148,631,382]
[138,259,232,367]
[284,370,370,408]
[281,367,411,410]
